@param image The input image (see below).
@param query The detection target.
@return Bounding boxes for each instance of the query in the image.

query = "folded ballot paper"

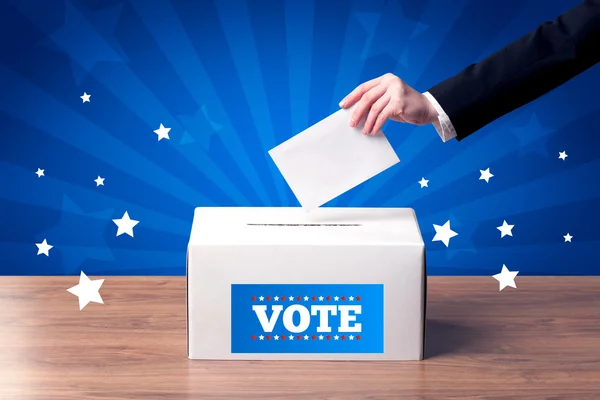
[268,104,400,210]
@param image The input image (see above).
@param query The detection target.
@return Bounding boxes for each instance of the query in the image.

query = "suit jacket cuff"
[423,91,457,142]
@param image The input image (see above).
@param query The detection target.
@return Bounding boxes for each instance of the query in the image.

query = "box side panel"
[186,248,189,358]
[409,206,426,359]
[187,207,198,358]
[421,247,427,360]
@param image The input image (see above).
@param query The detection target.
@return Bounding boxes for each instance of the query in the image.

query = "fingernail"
[339,100,345,108]
[350,119,355,127]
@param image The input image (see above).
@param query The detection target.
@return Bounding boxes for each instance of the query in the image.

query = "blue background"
[231,284,384,353]
[1,0,598,276]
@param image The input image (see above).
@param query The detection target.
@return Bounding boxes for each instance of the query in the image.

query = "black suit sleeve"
[427,0,600,141]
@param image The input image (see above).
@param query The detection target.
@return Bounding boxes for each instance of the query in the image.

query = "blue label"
[231,284,384,353]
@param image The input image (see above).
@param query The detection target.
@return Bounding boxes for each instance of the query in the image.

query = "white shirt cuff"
[423,91,457,142]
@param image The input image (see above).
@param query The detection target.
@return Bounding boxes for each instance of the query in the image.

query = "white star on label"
[259,296,264,301]
[274,296,279,301]
[418,177,429,188]
[558,151,568,160]
[319,335,324,340]
[349,335,354,340]
[497,220,514,238]
[492,264,519,291]
[564,233,573,242]
[288,335,294,341]
[289,295,294,301]
[35,168,45,178]
[274,335,279,340]
[94,176,105,186]
[334,296,339,301]
[432,220,458,247]
[304,296,309,301]
[318,296,324,301]
[112,211,139,237]
[349,296,354,301]
[259,335,264,340]
[154,123,171,141]
[67,271,104,310]
[334,335,339,340]
[479,168,494,183]
[304,335,309,340]
[35,238,53,256]
[80,92,91,103]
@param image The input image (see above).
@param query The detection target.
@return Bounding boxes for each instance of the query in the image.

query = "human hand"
[339,73,439,135]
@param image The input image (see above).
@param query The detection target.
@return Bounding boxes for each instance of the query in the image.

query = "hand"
[339,73,439,135]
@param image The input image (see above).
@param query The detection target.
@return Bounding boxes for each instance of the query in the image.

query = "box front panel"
[188,244,424,360]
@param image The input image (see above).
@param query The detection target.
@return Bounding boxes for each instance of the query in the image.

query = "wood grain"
[1,276,599,399]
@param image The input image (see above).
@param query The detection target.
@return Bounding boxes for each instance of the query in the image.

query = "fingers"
[350,83,387,127]
[339,75,384,109]
[370,104,395,135]
[362,93,390,134]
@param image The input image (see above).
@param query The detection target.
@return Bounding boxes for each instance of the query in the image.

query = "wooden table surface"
[1,276,599,399]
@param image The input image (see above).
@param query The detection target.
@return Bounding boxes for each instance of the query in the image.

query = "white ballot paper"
[268,104,400,211]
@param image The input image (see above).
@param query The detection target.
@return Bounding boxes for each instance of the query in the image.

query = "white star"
[66,271,104,310]
[319,335,324,340]
[304,296,309,301]
[259,335,264,340]
[334,296,339,301]
[432,220,458,247]
[289,295,294,301]
[274,296,279,301]
[564,233,573,242]
[334,335,339,340]
[35,238,53,256]
[35,168,44,178]
[274,335,279,340]
[154,123,171,141]
[94,176,105,186]
[318,296,324,301]
[80,92,91,103]
[558,151,568,160]
[418,177,429,188]
[349,335,354,340]
[492,264,519,291]
[112,211,139,237]
[259,296,264,301]
[288,335,294,341]
[497,220,514,238]
[479,168,494,183]
[304,335,309,340]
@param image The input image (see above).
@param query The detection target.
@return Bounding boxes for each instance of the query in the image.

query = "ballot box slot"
[246,223,362,227]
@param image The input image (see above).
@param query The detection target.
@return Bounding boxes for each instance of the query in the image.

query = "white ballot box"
[187,207,427,361]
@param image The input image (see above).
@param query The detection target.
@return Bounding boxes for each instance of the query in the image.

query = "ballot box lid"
[188,207,424,247]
